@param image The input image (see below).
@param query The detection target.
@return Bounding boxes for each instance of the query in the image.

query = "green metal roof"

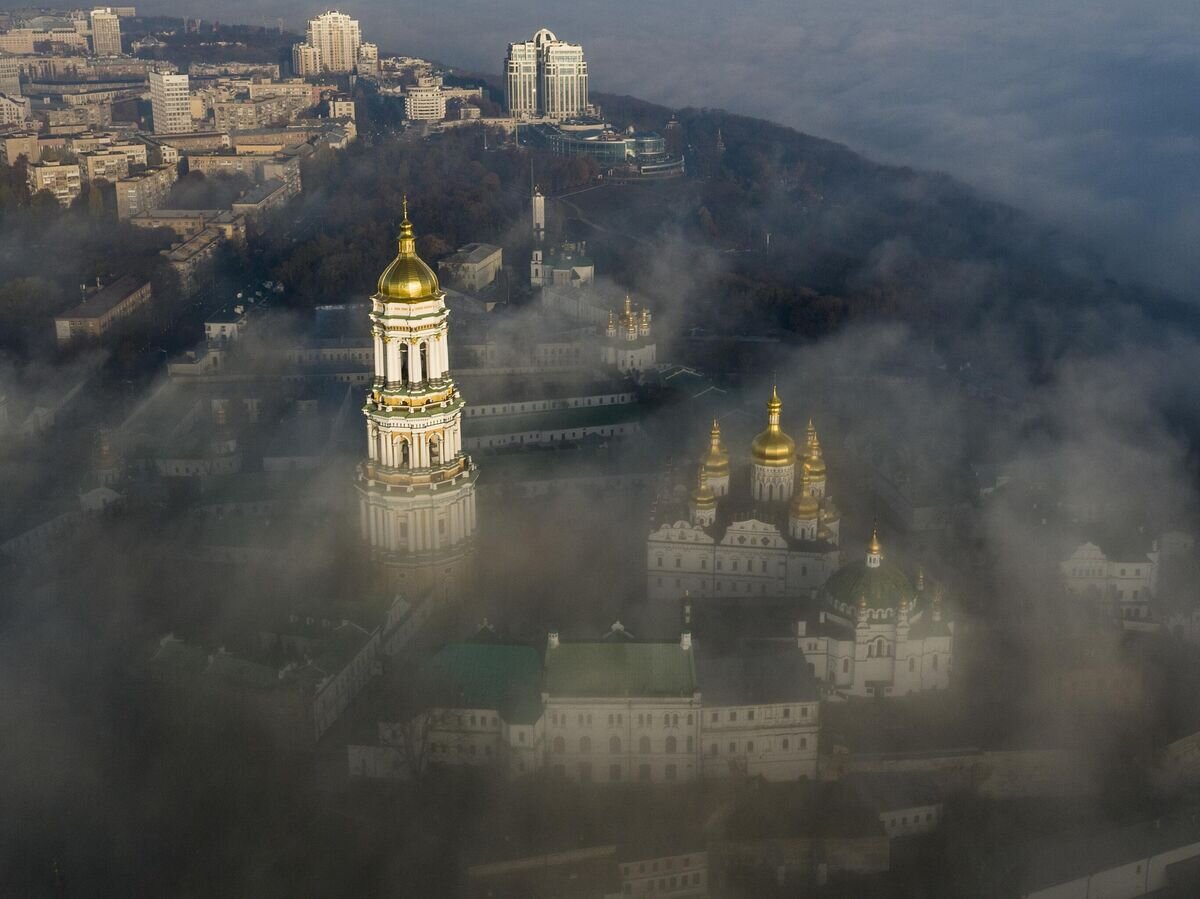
[421,643,544,724]
[544,643,698,699]
[824,559,916,611]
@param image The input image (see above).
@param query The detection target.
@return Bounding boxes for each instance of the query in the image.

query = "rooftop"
[55,275,147,321]
[695,647,821,705]
[443,242,502,266]
[421,642,544,724]
[544,641,697,699]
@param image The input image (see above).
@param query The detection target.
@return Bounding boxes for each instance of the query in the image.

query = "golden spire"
[691,465,716,509]
[702,418,730,477]
[377,196,440,301]
[790,466,819,519]
[623,294,633,316]
[804,418,826,478]
[751,385,795,467]
[867,524,883,567]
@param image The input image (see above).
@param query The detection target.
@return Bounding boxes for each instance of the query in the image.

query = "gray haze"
[144,0,1200,294]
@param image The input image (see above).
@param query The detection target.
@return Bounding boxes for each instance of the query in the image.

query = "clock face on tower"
[355,202,478,598]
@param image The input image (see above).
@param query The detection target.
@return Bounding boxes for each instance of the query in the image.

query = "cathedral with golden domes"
[646,387,843,602]
[647,386,954,697]
[356,201,478,601]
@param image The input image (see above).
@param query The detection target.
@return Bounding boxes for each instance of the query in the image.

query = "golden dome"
[702,418,730,476]
[691,466,716,509]
[376,198,441,302]
[868,525,883,557]
[790,469,819,519]
[751,385,796,467]
[803,419,827,478]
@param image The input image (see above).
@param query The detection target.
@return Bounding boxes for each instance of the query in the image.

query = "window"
[665,764,677,781]
[729,711,737,722]
[675,557,681,568]
[731,560,738,572]
[687,714,693,725]
[701,559,707,569]
[639,736,651,754]
[519,731,525,743]
[610,764,622,781]
[729,742,736,753]
[710,743,718,756]
[784,707,791,718]
[909,658,916,672]
[666,736,677,753]
[553,737,565,754]
[639,764,651,781]
[800,737,807,749]
[747,741,754,752]
[579,762,592,782]
[933,655,939,671]
[747,710,755,721]
[580,736,591,754]
[657,557,662,567]
[610,736,621,753]
[686,736,694,752]
[843,659,850,673]
[782,738,789,750]
[711,712,718,723]
[608,714,614,726]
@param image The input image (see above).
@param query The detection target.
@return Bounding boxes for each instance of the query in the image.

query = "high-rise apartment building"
[304,10,362,74]
[90,8,122,57]
[292,41,321,77]
[504,28,588,120]
[357,42,379,76]
[149,71,190,134]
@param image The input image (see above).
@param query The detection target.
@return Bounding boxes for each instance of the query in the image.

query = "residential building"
[149,70,190,134]
[357,42,379,76]
[27,160,81,206]
[329,96,355,120]
[438,243,502,293]
[0,92,30,125]
[404,76,446,121]
[90,8,121,57]
[162,226,224,289]
[130,208,245,242]
[0,56,21,96]
[504,28,588,120]
[54,276,151,343]
[80,147,130,182]
[0,131,38,164]
[301,10,361,74]
[620,850,708,898]
[292,41,321,77]
[230,178,289,218]
[1062,536,1160,621]
[114,163,176,219]
[213,96,295,132]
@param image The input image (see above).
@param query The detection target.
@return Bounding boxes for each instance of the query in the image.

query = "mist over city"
[0,3,1197,897]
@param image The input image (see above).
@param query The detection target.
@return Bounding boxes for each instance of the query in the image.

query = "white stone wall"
[700,701,820,780]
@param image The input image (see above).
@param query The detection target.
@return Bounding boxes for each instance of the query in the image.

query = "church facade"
[355,201,479,600]
[646,389,841,602]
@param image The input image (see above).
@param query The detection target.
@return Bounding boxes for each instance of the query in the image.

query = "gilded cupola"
[376,197,441,302]
[790,467,820,519]
[751,385,796,467]
[701,418,730,477]
[803,419,827,478]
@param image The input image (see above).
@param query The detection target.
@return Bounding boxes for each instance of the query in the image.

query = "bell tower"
[355,200,478,600]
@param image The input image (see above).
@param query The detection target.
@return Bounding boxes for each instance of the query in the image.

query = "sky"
[144,0,1200,296]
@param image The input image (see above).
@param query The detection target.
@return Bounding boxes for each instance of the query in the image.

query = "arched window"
[553,736,565,754]
[876,638,885,657]
[429,436,440,466]
[399,344,408,383]
[843,658,849,673]
[610,736,621,754]
[672,714,679,727]
[419,341,429,382]
[665,736,677,754]
[579,736,591,754]
[639,736,650,754]
[932,655,939,671]
[399,440,410,469]
[909,658,916,672]
[868,645,875,658]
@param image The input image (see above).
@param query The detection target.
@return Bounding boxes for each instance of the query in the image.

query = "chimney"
[680,632,692,651]
[547,631,559,650]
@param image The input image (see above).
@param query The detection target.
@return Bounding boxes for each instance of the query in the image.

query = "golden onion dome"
[803,419,827,478]
[377,198,441,302]
[691,467,716,509]
[751,385,796,467]
[789,469,819,519]
[868,525,883,557]
[702,418,730,476]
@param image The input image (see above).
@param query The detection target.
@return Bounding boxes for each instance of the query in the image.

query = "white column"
[373,333,385,379]
[386,338,400,384]
[409,340,423,383]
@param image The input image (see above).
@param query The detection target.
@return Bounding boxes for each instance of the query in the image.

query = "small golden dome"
[790,469,819,519]
[377,198,441,302]
[691,466,716,509]
[803,419,827,478]
[702,418,730,476]
[751,385,796,467]
[868,525,882,557]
